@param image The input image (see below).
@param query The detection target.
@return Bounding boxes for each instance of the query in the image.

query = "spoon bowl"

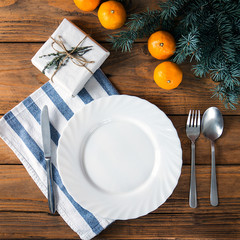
[202,107,224,141]
[201,107,224,206]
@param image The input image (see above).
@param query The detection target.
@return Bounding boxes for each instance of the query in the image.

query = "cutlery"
[186,110,200,208]
[201,107,223,206]
[41,105,56,214]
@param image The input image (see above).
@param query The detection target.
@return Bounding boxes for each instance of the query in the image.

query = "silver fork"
[186,110,201,208]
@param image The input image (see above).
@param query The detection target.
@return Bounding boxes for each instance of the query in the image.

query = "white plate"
[57,95,182,220]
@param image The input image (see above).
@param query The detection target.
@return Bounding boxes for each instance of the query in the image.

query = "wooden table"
[0,0,240,239]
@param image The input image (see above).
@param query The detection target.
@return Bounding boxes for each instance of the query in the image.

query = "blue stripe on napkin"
[4,110,104,234]
[42,82,74,120]
[77,88,94,104]
[23,97,41,123]
[4,111,46,168]
[94,69,118,95]
[23,96,60,145]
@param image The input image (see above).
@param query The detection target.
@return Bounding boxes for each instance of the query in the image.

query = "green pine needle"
[109,0,240,109]
[109,9,162,52]
[108,31,137,52]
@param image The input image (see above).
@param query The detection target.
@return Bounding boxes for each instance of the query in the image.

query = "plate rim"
[57,95,182,220]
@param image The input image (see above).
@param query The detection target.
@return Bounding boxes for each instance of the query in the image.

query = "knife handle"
[46,158,56,214]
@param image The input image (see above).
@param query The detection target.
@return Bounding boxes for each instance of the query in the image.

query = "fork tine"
[187,110,191,127]
[194,110,197,127]
[190,110,194,127]
[197,110,201,127]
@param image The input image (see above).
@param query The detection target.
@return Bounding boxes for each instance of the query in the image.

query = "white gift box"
[32,18,110,96]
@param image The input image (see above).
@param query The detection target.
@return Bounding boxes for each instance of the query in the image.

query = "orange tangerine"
[73,0,100,12]
[98,1,126,30]
[153,61,183,90]
[148,31,176,60]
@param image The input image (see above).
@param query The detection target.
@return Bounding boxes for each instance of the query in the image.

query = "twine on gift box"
[40,35,95,81]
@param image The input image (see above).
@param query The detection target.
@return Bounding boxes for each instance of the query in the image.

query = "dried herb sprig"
[40,45,93,74]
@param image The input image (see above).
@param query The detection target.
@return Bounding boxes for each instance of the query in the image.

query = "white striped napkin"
[0,69,118,240]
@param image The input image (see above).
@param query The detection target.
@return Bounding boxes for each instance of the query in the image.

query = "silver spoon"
[201,107,224,206]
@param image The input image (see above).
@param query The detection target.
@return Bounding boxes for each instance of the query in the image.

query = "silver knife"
[41,105,56,214]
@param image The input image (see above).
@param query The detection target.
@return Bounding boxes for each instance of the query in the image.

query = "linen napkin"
[0,69,118,240]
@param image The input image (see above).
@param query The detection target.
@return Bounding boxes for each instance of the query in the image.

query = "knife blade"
[41,105,56,214]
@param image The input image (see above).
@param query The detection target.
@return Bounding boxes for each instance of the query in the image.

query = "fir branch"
[126,9,161,31]
[109,9,162,52]
[109,0,240,109]
[217,15,238,63]
[213,83,240,110]
[173,28,201,64]
[159,0,190,20]
[192,62,209,78]
[109,30,137,52]
[159,1,178,20]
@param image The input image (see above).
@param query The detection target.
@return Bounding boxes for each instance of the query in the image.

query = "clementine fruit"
[153,61,183,90]
[148,31,176,60]
[98,1,126,30]
[73,0,100,12]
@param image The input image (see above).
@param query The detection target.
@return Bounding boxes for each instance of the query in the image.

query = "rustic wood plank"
[99,214,240,239]
[0,43,238,115]
[0,0,158,42]
[1,115,240,165]
[0,139,19,164]
[0,165,240,239]
[1,1,239,239]
[0,212,77,239]
[1,165,240,211]
[1,210,240,239]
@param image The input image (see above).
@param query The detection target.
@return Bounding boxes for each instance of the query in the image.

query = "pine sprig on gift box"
[40,46,93,74]
[110,0,240,109]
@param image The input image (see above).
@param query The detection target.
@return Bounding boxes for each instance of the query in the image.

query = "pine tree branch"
[108,30,138,52]
[109,9,162,52]
[159,0,190,20]
[109,0,240,109]
[173,28,201,64]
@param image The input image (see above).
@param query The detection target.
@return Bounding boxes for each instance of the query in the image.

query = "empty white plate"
[57,95,182,220]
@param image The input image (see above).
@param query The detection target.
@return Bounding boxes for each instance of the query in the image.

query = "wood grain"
[1,210,240,239]
[1,0,240,239]
[0,165,240,239]
[1,115,240,165]
[0,43,238,115]
[0,0,158,42]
